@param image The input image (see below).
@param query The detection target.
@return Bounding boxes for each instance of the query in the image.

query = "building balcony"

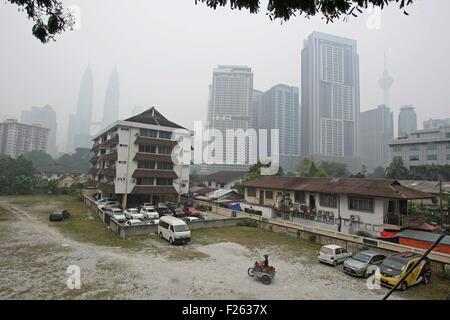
[133,152,172,162]
[98,152,118,161]
[98,166,117,177]
[132,169,178,179]
[135,136,178,147]
[131,185,177,195]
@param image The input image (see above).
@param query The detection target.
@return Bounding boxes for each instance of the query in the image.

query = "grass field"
[0,194,449,300]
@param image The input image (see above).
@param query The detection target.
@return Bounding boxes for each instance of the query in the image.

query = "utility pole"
[439,179,444,227]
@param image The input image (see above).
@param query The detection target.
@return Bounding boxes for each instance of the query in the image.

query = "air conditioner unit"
[350,215,360,222]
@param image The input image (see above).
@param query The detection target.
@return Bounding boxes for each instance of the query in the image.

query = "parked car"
[156,204,173,217]
[98,201,121,210]
[95,197,117,205]
[158,216,191,245]
[375,252,431,291]
[343,250,386,277]
[107,208,127,222]
[183,206,200,217]
[183,217,199,223]
[148,219,159,225]
[125,219,144,226]
[124,208,144,220]
[317,245,352,266]
[140,206,159,220]
[173,208,185,218]
[49,210,70,222]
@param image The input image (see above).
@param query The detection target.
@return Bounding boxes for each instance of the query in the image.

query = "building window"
[409,145,419,151]
[409,155,419,161]
[427,154,437,161]
[349,197,374,213]
[119,144,128,147]
[120,127,129,131]
[265,191,273,199]
[136,177,154,185]
[139,128,158,138]
[393,146,402,152]
[447,132,450,138]
[427,143,437,151]
[157,162,173,170]
[137,161,156,169]
[159,131,172,140]
[139,145,157,153]
[156,178,173,186]
[118,161,127,164]
[447,143,450,149]
[158,145,172,155]
[247,188,256,197]
[319,193,337,208]
[393,156,402,161]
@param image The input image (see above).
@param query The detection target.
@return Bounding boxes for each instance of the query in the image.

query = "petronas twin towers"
[66,65,120,153]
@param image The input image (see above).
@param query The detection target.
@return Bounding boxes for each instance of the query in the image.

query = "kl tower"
[378,53,394,107]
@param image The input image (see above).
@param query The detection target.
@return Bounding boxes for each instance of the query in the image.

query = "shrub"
[236,218,258,228]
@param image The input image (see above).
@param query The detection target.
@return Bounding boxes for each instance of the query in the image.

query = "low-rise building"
[389,126,450,168]
[89,107,191,208]
[241,176,433,237]
[196,170,246,189]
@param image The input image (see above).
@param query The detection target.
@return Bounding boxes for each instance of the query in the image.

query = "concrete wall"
[117,217,244,239]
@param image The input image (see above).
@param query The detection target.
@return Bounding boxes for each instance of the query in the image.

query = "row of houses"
[240,176,437,238]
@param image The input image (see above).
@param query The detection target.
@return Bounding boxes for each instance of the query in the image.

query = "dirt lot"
[0,195,449,300]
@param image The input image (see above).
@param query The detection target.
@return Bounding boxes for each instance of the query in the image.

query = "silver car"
[343,250,386,277]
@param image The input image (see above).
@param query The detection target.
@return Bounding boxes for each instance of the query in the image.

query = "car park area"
[0,195,449,300]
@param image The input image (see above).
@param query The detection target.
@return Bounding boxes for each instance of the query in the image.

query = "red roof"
[242,177,433,199]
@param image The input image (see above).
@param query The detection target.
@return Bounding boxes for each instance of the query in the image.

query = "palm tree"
[386,157,410,180]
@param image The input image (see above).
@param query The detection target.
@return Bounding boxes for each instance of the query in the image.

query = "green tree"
[0,156,35,194]
[369,166,386,179]
[23,150,55,169]
[386,157,410,180]
[320,161,351,178]
[297,157,327,177]
[196,0,414,21]
[8,0,414,43]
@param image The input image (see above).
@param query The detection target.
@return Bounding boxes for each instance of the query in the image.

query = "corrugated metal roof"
[397,229,450,246]
[242,177,434,199]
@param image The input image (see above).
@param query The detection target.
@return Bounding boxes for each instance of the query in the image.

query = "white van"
[158,216,191,245]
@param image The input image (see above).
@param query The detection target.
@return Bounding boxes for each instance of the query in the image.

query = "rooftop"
[197,171,247,184]
[124,106,185,129]
[242,177,434,200]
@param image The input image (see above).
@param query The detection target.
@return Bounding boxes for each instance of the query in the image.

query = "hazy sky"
[1,0,450,151]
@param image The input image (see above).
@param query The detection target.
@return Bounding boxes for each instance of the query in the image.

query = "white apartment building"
[90,107,191,208]
[0,119,50,158]
[204,65,253,173]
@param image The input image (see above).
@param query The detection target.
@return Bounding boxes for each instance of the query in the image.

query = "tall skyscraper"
[301,31,360,172]
[101,66,120,129]
[258,84,300,172]
[21,105,57,156]
[398,105,417,137]
[251,90,263,129]
[67,65,94,152]
[204,65,253,173]
[359,105,394,170]
[378,53,394,107]
[0,119,49,158]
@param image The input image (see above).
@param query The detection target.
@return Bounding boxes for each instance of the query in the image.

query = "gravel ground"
[0,198,447,300]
